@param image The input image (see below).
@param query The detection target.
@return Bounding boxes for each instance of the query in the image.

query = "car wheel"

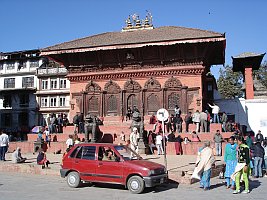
[127,176,145,194]
[67,171,81,188]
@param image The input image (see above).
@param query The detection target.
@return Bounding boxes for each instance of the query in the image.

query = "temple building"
[41,16,226,122]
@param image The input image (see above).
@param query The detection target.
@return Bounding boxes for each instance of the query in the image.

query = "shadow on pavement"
[209,182,225,190]
[144,181,179,194]
[250,179,261,191]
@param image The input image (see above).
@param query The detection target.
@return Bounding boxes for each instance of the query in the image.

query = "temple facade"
[41,18,226,122]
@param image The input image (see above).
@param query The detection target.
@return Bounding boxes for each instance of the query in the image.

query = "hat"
[133,127,138,132]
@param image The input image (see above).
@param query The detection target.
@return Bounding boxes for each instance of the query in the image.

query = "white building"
[35,60,70,126]
[0,50,43,138]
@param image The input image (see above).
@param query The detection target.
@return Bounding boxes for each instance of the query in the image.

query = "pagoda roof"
[232,52,265,72]
[41,26,225,55]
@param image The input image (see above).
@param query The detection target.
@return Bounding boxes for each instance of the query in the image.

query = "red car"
[60,143,167,194]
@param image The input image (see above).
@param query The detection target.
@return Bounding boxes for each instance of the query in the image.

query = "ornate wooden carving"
[107,95,117,112]
[144,77,161,92]
[164,76,182,89]
[167,92,180,109]
[85,80,101,93]
[88,96,99,112]
[124,78,142,93]
[68,68,204,81]
[147,93,160,113]
[104,80,121,94]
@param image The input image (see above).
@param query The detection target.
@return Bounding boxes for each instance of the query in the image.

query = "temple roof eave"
[41,37,225,56]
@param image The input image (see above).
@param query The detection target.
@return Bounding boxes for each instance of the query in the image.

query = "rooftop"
[42,26,225,53]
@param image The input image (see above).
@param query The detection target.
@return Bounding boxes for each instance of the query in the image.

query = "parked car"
[60,143,167,194]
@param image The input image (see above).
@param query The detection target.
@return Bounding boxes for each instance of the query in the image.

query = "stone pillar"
[244,67,254,99]
[181,86,188,114]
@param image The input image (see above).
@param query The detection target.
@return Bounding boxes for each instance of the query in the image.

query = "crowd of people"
[191,130,267,194]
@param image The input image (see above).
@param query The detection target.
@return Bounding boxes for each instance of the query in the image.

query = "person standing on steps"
[208,103,220,123]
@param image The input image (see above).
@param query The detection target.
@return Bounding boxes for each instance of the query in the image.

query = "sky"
[1,0,267,78]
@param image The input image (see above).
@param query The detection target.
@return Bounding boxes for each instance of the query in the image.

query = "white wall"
[215,98,267,138]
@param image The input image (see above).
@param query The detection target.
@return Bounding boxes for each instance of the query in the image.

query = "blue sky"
[1,0,266,78]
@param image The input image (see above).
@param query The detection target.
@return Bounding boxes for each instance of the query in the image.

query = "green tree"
[217,65,243,99]
[253,61,267,88]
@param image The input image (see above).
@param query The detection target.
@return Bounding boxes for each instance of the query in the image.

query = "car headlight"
[148,170,156,176]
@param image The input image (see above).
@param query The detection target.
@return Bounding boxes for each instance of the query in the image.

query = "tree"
[253,61,267,88]
[217,65,243,99]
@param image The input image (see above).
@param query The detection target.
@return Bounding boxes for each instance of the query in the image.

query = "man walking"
[130,127,139,154]
[214,130,223,156]
[0,130,9,161]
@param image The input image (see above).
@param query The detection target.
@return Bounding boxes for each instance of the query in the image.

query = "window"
[107,95,117,112]
[41,80,48,90]
[59,96,66,107]
[50,97,57,107]
[4,78,15,88]
[3,95,12,107]
[41,97,48,107]
[59,79,67,88]
[19,94,29,107]
[30,61,39,68]
[6,62,15,70]
[69,147,79,158]
[76,146,96,160]
[50,79,58,89]
[22,76,34,88]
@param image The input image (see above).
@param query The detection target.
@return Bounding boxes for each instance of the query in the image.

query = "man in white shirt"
[0,130,9,161]
[208,103,220,123]
[156,133,164,155]
[66,135,73,151]
[130,127,139,154]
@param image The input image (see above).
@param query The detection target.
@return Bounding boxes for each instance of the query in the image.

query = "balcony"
[36,67,68,76]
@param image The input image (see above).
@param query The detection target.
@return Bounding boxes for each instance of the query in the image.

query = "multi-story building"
[35,60,70,126]
[0,50,43,138]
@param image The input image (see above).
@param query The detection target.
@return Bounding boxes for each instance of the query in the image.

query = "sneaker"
[241,190,250,194]
[233,190,240,194]
[264,175,267,178]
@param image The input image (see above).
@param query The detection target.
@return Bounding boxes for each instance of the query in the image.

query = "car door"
[72,145,97,182]
[95,146,124,184]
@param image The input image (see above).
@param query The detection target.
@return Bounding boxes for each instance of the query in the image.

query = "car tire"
[67,171,81,188]
[127,176,145,194]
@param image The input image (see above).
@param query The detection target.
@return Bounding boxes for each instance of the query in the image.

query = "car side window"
[80,146,96,160]
[99,146,118,162]
[69,146,79,158]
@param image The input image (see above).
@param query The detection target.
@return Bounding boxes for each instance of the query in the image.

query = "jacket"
[238,144,250,165]
[214,133,223,143]
[251,143,265,158]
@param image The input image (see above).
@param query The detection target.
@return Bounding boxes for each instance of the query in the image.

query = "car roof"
[74,143,123,147]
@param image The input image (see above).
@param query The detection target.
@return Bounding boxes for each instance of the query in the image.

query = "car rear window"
[76,146,96,160]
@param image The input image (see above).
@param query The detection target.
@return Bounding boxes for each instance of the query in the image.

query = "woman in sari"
[224,136,237,189]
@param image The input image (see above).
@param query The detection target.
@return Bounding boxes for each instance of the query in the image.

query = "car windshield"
[114,145,142,161]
